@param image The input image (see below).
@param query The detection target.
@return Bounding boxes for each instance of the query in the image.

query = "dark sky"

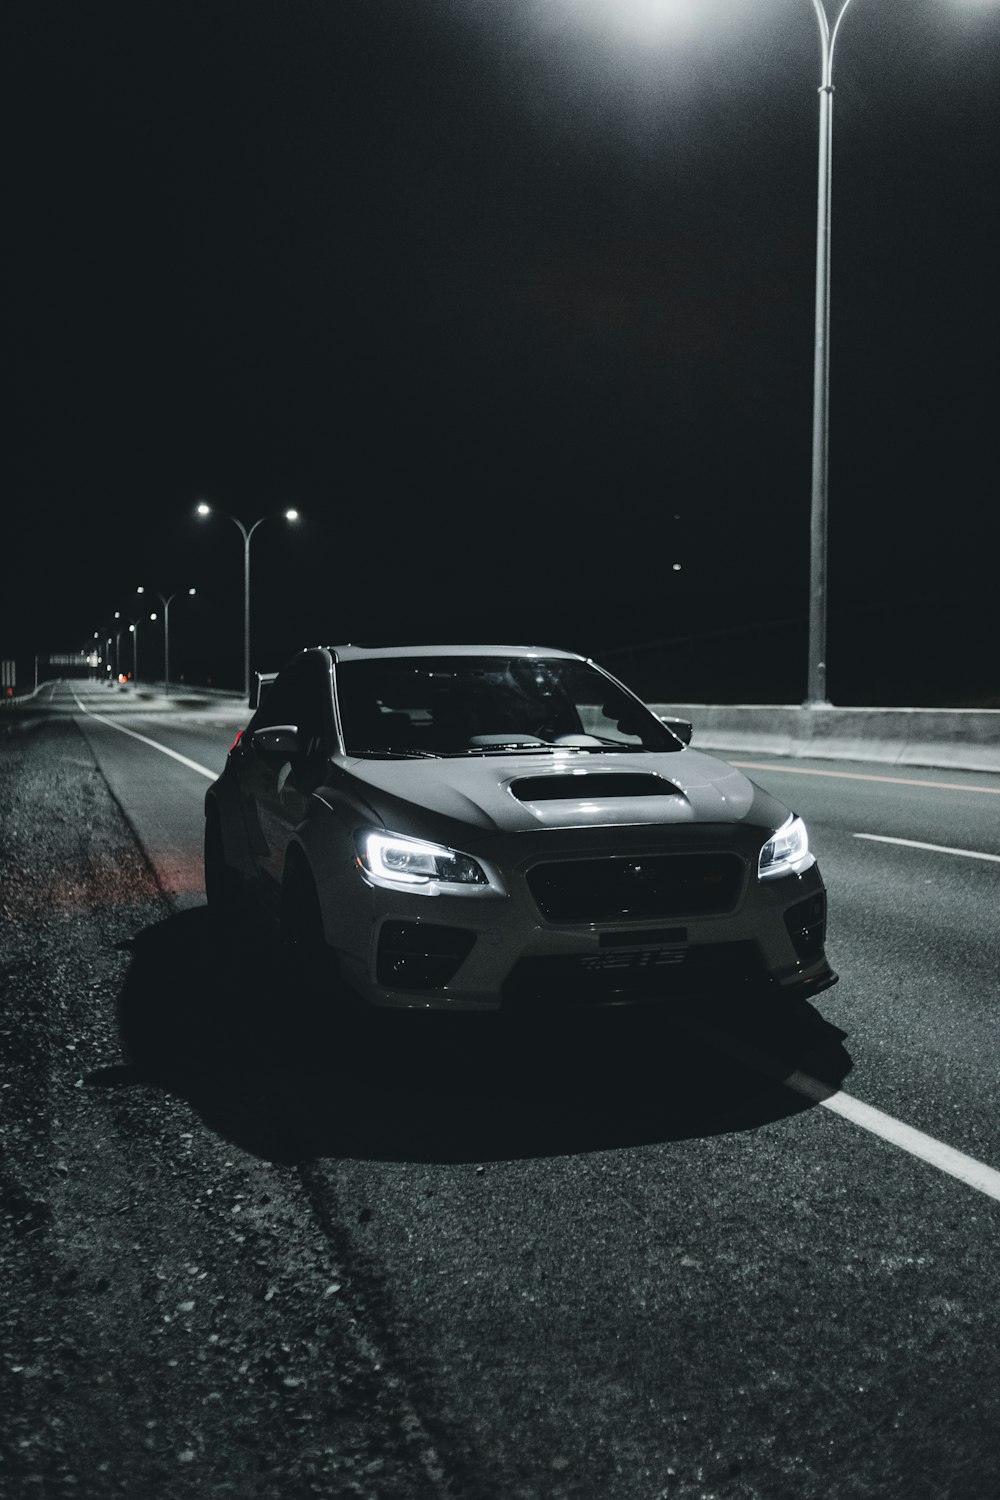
[3,1,997,702]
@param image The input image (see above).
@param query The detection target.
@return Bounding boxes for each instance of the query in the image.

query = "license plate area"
[581,945,687,975]
[501,938,763,1007]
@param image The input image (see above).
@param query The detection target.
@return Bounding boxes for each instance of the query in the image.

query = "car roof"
[321,643,588,664]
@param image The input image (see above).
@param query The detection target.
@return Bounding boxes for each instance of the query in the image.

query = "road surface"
[2,680,999,1499]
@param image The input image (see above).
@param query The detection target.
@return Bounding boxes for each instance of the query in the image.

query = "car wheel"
[280,858,346,1016]
[204,810,244,929]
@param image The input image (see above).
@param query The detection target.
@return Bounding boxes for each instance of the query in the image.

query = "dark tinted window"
[334,657,680,756]
[252,655,331,762]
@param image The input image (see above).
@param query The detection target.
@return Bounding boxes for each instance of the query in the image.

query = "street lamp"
[108,616,126,679]
[136,586,197,695]
[116,609,155,683]
[195,501,300,699]
[806,0,855,707]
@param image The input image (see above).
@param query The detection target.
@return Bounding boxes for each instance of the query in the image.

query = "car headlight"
[355,830,503,895]
[758,815,812,880]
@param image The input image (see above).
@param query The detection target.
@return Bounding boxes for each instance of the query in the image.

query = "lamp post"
[128,619,140,682]
[136,586,197,695]
[113,612,132,679]
[806,0,855,707]
[195,502,300,699]
[117,609,154,683]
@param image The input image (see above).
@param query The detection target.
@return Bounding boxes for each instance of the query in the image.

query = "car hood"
[338,747,787,839]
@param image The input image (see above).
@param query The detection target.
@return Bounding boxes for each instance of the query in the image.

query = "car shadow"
[90,907,853,1166]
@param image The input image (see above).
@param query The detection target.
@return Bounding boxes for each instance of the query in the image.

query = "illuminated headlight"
[758,815,813,881]
[356,830,502,895]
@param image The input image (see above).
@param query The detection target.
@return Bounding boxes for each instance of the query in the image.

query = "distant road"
[3,680,999,1499]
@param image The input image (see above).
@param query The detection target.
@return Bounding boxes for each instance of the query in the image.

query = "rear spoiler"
[250,671,278,710]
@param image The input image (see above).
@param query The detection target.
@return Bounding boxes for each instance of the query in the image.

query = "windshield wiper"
[442,743,624,757]
[349,747,441,759]
[438,744,555,756]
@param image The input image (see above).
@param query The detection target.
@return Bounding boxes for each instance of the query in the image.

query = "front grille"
[526,851,745,923]
[376,922,476,990]
[502,942,764,1007]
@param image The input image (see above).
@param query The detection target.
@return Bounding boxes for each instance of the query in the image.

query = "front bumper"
[335,839,837,1013]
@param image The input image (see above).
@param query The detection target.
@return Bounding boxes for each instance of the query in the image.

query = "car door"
[239,654,333,908]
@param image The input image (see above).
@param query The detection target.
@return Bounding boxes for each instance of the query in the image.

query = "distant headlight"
[758,815,813,881]
[355,830,504,896]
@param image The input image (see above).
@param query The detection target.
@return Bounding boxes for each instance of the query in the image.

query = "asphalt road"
[3,681,999,1500]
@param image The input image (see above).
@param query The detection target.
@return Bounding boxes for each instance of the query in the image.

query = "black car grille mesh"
[376,922,476,990]
[783,892,827,961]
[526,851,745,923]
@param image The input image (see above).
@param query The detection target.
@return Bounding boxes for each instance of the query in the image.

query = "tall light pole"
[195,502,300,699]
[806,0,855,707]
[136,586,196,695]
[113,612,133,679]
[117,609,154,683]
[128,619,140,682]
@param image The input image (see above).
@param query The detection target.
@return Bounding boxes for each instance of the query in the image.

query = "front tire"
[280,858,346,1015]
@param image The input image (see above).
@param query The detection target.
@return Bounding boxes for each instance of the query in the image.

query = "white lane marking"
[686,1025,1000,1203]
[73,695,219,780]
[854,832,1000,864]
[731,761,1000,797]
[815,1089,1000,1203]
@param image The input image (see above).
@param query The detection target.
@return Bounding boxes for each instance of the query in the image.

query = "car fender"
[284,795,375,959]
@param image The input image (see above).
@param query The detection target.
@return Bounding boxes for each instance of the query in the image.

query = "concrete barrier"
[649,704,1000,776]
[8,681,1000,776]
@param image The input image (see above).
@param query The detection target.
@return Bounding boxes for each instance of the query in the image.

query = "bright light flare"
[539,0,728,47]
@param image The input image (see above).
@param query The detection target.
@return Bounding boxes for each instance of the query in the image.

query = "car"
[204,643,837,1013]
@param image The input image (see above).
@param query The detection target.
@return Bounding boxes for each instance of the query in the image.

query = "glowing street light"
[195,502,300,699]
[115,608,156,683]
[136,586,197,695]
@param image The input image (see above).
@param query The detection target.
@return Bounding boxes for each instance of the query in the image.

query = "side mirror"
[250,724,300,757]
[661,716,692,746]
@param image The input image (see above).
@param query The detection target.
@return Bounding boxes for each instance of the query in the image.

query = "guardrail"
[650,704,1000,776]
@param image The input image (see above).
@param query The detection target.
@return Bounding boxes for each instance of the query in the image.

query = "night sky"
[3,1,998,704]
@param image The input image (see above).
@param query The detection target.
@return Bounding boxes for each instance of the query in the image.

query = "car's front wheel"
[280,857,350,1022]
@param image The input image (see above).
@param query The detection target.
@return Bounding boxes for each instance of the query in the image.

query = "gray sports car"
[204,643,837,1012]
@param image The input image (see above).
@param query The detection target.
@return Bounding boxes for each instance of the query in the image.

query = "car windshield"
[334,656,682,757]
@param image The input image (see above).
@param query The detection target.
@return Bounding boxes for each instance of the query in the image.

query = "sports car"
[204,643,837,1012]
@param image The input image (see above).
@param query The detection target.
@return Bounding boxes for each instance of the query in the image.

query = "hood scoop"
[510,772,681,803]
